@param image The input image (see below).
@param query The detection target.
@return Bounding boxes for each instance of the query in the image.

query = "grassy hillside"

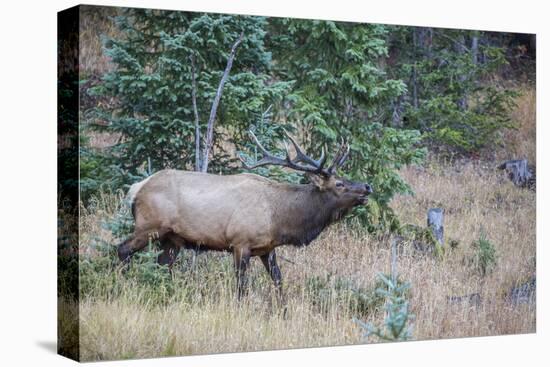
[73,86,535,361]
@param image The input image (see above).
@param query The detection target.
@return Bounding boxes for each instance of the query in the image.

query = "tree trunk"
[455,34,468,110]
[201,32,244,173]
[190,54,201,171]
[498,159,533,187]
[412,28,419,110]
[471,33,479,65]
[427,208,444,245]
[426,28,433,58]
[392,96,403,128]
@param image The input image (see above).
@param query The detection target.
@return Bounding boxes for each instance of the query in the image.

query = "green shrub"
[471,234,497,276]
[398,223,444,257]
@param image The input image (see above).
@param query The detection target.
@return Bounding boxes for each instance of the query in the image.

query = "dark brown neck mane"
[270,184,348,246]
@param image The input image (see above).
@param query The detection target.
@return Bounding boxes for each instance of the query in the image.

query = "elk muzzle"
[365,184,373,195]
[357,183,373,204]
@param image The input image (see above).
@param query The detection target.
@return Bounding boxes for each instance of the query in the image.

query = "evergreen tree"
[387,27,518,154]
[85,9,291,190]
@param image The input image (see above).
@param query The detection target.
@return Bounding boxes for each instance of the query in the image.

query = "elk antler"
[239,130,327,174]
[282,129,327,170]
[240,130,349,176]
[326,138,350,174]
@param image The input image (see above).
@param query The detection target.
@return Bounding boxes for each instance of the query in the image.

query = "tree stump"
[498,159,533,188]
[427,208,444,245]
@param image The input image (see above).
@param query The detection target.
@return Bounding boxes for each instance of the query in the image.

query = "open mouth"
[358,195,369,204]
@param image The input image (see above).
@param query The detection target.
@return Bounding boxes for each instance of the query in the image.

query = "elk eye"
[335,181,344,188]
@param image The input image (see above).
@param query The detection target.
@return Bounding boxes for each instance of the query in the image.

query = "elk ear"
[305,173,327,190]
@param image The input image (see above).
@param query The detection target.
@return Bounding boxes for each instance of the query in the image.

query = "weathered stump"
[427,208,444,246]
[498,159,533,188]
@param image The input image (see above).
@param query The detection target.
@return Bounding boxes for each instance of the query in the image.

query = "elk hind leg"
[261,250,285,305]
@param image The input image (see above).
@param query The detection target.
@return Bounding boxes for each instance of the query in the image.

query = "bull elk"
[117,131,373,299]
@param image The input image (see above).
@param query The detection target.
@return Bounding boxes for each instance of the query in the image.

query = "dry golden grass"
[391,162,535,338]
[78,156,535,361]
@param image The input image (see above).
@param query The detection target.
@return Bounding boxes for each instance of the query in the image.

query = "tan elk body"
[118,131,372,298]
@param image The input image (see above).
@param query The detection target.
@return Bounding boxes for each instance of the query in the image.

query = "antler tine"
[283,141,293,163]
[317,147,327,168]
[336,141,350,168]
[283,129,327,170]
[240,130,289,169]
[238,152,287,170]
[327,139,345,173]
[241,130,323,174]
[238,154,253,169]
[241,129,352,176]
[248,130,272,158]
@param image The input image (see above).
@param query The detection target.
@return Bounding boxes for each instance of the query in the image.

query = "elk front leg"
[260,250,283,302]
[233,247,251,300]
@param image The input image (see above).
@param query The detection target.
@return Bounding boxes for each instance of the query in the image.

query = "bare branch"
[201,32,245,173]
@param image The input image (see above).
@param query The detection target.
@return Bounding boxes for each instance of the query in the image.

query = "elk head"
[240,129,373,208]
